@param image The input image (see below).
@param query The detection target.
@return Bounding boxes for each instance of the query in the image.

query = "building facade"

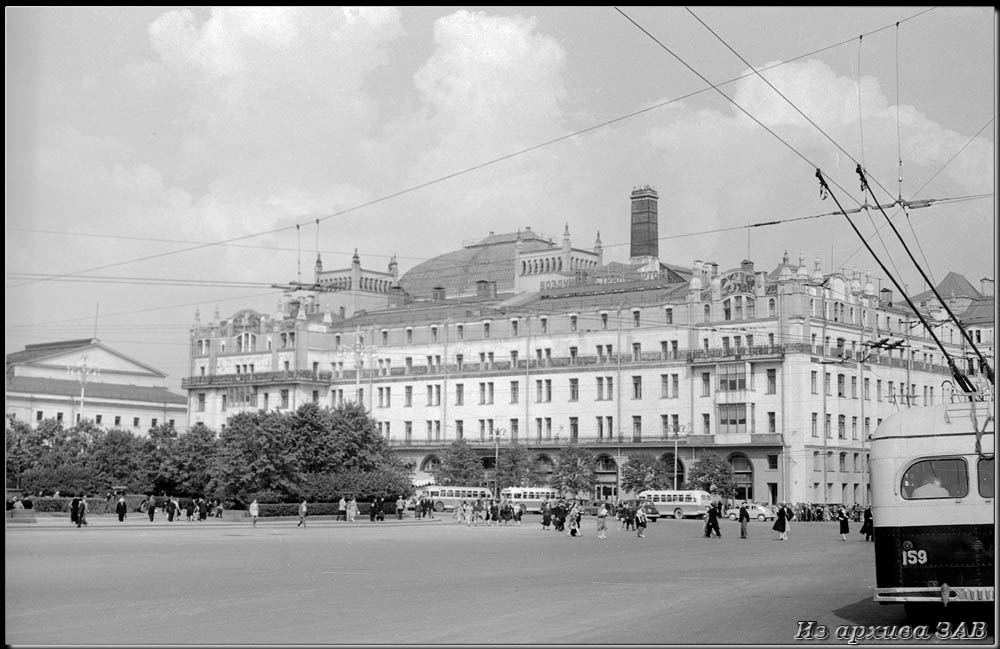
[5,338,187,432]
[181,189,994,506]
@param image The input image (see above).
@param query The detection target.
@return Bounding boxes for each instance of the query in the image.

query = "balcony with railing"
[182,369,333,389]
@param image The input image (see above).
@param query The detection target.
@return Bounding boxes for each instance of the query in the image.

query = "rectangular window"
[151,418,158,428]
[767,454,779,470]
[569,378,579,401]
[457,325,464,340]
[702,372,711,397]
[488,382,494,404]
[483,322,491,339]
[197,393,206,412]
[632,342,641,359]
[851,376,858,399]
[632,376,642,399]
[427,385,434,406]
[133,417,140,428]
[456,384,464,406]
[824,372,831,396]
[511,320,518,336]
[718,365,747,391]
[405,421,412,443]
[766,369,776,394]
[536,380,543,403]
[606,377,613,400]
[480,383,487,405]
[661,374,670,398]
[221,394,228,411]
[672,374,679,398]
[540,317,548,334]
[767,411,776,433]
[596,416,604,440]
[864,378,871,400]
[404,386,413,407]
[569,417,579,442]
[455,420,464,440]
[717,404,747,434]
[510,381,519,404]
[510,418,518,441]
[570,315,578,331]
[837,374,846,398]
[852,416,858,440]
[545,417,552,439]
[838,415,846,439]
[811,371,818,394]
[825,414,832,438]
[632,415,642,441]
[114,415,121,426]
[596,377,604,400]
[664,308,673,324]
[702,413,711,435]
[95,414,103,424]
[812,412,818,437]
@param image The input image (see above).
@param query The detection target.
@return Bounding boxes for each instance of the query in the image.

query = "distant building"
[181,186,994,505]
[5,338,187,432]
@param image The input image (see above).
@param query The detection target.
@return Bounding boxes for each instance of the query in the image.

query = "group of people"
[142,496,218,523]
[454,498,525,527]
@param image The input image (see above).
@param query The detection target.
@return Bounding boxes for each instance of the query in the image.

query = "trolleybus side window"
[978,457,994,498]
[901,458,968,499]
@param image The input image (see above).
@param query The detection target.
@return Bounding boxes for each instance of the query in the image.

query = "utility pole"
[336,325,376,406]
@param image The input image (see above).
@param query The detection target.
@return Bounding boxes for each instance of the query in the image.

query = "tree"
[620,453,671,494]
[88,427,143,490]
[549,444,596,498]
[433,439,484,486]
[686,453,736,500]
[209,410,300,504]
[496,444,544,492]
[164,423,218,497]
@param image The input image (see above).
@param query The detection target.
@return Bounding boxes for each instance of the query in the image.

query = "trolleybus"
[869,398,994,620]
[416,485,493,512]
[637,489,713,519]
[498,487,562,514]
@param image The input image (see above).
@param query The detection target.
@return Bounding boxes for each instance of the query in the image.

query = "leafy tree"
[549,444,596,498]
[433,439,484,486]
[620,453,671,494]
[5,416,35,489]
[88,427,143,489]
[686,453,736,500]
[164,423,218,497]
[496,444,544,492]
[209,410,300,504]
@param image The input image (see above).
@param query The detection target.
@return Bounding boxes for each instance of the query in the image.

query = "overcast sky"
[5,6,995,392]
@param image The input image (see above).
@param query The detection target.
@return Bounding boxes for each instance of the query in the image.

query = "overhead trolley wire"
[7,9,938,292]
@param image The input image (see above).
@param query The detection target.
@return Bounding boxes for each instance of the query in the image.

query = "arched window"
[768,298,776,317]
[729,454,754,501]
[595,456,617,472]
[420,456,441,473]
[703,304,711,321]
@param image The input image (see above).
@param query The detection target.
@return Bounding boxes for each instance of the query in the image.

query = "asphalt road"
[5,514,994,645]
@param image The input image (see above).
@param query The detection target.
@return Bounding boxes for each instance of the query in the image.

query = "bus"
[499,487,562,514]
[637,489,714,519]
[416,485,493,512]
[869,399,994,620]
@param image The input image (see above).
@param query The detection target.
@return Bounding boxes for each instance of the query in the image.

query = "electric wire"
[7,10,936,291]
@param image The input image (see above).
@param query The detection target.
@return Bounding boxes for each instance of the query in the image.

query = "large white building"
[6,338,187,432]
[182,187,994,505]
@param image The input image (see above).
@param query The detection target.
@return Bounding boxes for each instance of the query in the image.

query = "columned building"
[5,338,187,432]
[181,188,993,505]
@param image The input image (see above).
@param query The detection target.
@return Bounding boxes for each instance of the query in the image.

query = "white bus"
[638,489,714,519]
[499,487,562,514]
[417,485,493,512]
[870,399,994,620]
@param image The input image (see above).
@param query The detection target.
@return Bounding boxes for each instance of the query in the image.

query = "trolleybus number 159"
[901,549,928,566]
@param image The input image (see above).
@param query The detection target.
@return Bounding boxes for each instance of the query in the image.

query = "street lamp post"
[493,427,507,495]
[67,357,99,424]
[671,424,688,489]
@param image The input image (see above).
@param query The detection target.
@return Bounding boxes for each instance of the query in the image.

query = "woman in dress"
[837,506,850,542]
[772,502,789,541]
[540,500,552,530]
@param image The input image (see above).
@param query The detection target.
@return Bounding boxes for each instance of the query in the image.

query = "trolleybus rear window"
[901,458,968,499]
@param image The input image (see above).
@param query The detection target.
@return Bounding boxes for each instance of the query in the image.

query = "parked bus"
[637,489,714,519]
[417,485,493,512]
[499,487,562,514]
[869,398,994,620]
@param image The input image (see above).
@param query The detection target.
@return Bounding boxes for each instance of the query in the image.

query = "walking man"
[297,500,308,528]
[635,506,648,538]
[147,495,156,522]
[738,502,750,539]
[115,496,128,523]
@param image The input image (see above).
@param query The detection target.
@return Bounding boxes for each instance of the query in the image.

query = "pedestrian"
[166,497,176,522]
[348,496,359,522]
[540,500,551,530]
[185,499,195,522]
[369,499,378,522]
[147,495,156,522]
[115,496,128,523]
[396,496,405,520]
[249,499,259,528]
[596,502,609,539]
[837,506,850,542]
[704,503,721,539]
[635,505,648,538]
[297,500,308,528]
[860,506,874,541]
[738,502,750,539]
[772,502,789,541]
[338,496,347,522]
[567,503,581,537]
[70,495,81,526]
[513,501,523,527]
[77,496,88,527]
[198,498,209,521]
